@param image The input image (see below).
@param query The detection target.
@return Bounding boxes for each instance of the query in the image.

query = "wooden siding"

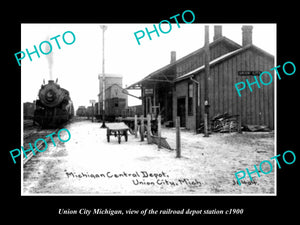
[175,39,240,77]
[192,47,274,129]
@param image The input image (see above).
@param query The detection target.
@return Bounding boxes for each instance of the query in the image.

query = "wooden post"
[134,115,138,138]
[204,25,210,137]
[204,113,209,137]
[176,116,181,158]
[157,115,161,149]
[147,114,151,144]
[238,115,242,133]
[140,115,144,142]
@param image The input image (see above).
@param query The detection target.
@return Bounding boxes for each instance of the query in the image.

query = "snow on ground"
[161,128,275,194]
[23,120,275,195]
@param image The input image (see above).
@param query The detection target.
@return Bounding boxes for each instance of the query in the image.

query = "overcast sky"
[21,23,276,110]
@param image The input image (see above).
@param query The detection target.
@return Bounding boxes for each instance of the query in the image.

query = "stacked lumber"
[212,113,240,133]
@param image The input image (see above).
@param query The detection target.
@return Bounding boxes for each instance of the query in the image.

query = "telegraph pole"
[204,25,210,137]
[100,25,107,128]
[90,99,95,122]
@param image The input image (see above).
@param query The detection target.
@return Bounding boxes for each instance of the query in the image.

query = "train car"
[121,105,143,118]
[34,80,74,128]
[95,98,126,122]
[76,106,87,117]
[106,97,127,121]
[23,101,35,119]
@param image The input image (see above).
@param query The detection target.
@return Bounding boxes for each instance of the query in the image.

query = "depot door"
[177,97,186,127]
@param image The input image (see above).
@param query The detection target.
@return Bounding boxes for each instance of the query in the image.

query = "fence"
[133,114,181,158]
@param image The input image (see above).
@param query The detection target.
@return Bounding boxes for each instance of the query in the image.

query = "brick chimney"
[213,25,222,41]
[170,51,176,64]
[242,25,253,46]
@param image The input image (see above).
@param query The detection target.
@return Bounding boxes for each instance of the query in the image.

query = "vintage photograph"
[20,23,276,195]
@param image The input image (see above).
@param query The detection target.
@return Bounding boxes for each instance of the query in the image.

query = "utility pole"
[204,25,210,137]
[90,99,95,122]
[100,25,107,128]
[176,116,181,158]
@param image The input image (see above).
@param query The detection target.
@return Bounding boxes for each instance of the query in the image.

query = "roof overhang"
[126,67,176,89]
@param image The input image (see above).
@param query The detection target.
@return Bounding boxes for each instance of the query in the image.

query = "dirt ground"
[22,120,275,195]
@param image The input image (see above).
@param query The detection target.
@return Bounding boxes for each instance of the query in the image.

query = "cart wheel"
[107,135,110,142]
[118,135,121,144]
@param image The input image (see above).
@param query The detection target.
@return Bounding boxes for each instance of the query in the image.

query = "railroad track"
[23,130,35,139]
[23,127,59,165]
[23,119,72,165]
[23,120,36,129]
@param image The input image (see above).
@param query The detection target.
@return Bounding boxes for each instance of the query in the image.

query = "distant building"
[97,74,128,119]
[127,25,274,131]
[86,106,94,118]
[76,106,87,117]
[98,74,123,95]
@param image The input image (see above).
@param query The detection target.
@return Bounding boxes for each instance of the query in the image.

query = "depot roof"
[175,44,274,82]
[126,36,242,89]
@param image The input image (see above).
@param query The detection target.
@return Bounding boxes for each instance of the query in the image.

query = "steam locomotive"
[34,80,74,128]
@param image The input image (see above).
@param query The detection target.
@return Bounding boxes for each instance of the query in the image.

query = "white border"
[21,23,277,196]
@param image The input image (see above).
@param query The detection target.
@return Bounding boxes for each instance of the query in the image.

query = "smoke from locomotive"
[34,80,74,128]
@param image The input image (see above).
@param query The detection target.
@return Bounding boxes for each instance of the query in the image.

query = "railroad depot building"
[127,25,274,131]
